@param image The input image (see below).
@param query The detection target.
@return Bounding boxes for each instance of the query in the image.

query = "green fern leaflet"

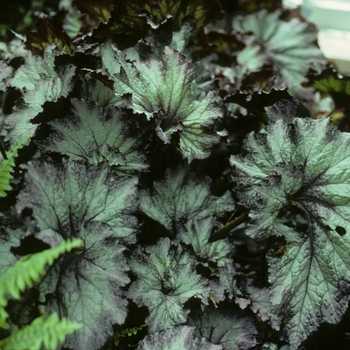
[0,238,83,329]
[0,312,83,350]
[0,139,27,197]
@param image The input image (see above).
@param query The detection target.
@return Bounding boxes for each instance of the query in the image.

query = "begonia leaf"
[42,98,147,175]
[137,326,222,350]
[16,160,138,240]
[177,218,231,267]
[231,10,325,90]
[5,47,75,141]
[188,306,258,349]
[144,0,224,34]
[38,223,130,350]
[105,45,223,162]
[139,166,235,234]
[15,159,138,349]
[230,117,350,349]
[0,223,24,276]
[127,237,210,332]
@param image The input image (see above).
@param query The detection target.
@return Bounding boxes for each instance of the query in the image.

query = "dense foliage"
[1,0,350,349]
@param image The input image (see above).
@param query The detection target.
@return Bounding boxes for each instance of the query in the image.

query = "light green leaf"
[10,48,56,91]
[268,221,350,349]
[0,312,82,350]
[80,76,123,107]
[188,306,258,350]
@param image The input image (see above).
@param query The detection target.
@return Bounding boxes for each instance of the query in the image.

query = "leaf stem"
[289,198,317,255]
[290,199,312,234]
[209,207,249,242]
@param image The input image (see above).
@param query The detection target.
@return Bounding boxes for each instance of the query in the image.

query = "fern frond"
[0,312,83,350]
[0,138,27,197]
[0,238,83,329]
[114,324,147,346]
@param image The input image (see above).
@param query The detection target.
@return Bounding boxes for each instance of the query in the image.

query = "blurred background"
[284,0,350,73]
[0,0,349,74]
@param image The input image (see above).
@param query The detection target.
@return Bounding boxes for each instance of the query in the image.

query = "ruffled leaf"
[16,160,138,240]
[188,306,258,349]
[242,282,281,331]
[144,0,224,34]
[231,10,325,90]
[43,98,148,175]
[106,45,223,161]
[177,218,231,267]
[14,159,138,348]
[267,221,350,349]
[9,46,56,91]
[5,47,76,141]
[137,326,223,350]
[127,237,210,332]
[38,223,130,350]
[230,117,350,349]
[208,262,239,303]
[139,166,235,234]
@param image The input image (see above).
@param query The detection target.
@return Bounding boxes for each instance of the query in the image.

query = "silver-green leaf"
[127,237,210,332]
[43,98,147,175]
[104,45,222,162]
[139,166,235,234]
[230,117,350,349]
